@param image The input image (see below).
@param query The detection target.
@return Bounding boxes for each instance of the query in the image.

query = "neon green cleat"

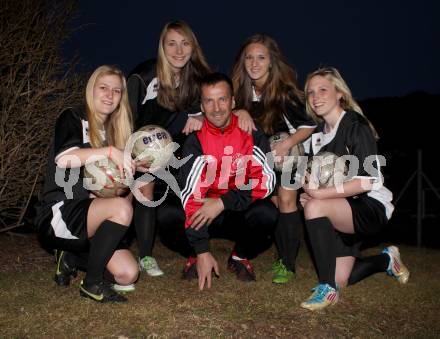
[272,260,294,284]
[271,259,282,273]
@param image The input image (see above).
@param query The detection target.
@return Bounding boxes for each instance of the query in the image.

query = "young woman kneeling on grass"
[35,65,139,303]
[299,67,409,311]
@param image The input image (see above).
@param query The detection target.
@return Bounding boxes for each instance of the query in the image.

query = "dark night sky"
[65,0,439,100]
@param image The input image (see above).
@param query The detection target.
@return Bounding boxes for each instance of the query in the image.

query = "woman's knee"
[277,189,297,212]
[303,199,326,220]
[112,262,139,285]
[109,198,133,225]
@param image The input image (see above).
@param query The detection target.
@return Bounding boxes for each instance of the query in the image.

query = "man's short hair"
[200,72,233,96]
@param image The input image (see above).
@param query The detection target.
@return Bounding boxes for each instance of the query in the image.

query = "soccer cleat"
[272,260,294,284]
[227,252,256,282]
[382,246,410,284]
[181,256,198,281]
[112,283,136,293]
[139,256,164,277]
[300,283,339,311]
[54,250,77,287]
[271,259,282,273]
[79,280,127,303]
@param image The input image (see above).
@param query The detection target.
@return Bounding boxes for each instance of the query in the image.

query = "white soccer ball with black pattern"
[307,151,348,187]
[83,158,129,198]
[130,125,173,171]
[269,132,305,172]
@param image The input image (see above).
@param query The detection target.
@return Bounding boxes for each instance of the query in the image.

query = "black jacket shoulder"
[128,58,157,85]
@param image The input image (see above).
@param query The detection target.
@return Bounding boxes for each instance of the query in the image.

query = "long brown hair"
[85,65,132,149]
[156,20,211,111]
[304,67,378,139]
[231,34,304,135]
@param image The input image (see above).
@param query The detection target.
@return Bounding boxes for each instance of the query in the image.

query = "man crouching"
[178,72,278,290]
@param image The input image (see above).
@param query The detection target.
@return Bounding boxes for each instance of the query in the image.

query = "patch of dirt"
[0,232,53,273]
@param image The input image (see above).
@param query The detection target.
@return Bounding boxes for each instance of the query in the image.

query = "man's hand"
[189,198,224,230]
[197,252,219,290]
[182,115,204,135]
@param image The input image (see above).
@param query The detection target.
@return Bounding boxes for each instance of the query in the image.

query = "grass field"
[0,233,439,338]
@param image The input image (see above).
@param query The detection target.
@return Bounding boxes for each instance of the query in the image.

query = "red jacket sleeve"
[220,128,276,210]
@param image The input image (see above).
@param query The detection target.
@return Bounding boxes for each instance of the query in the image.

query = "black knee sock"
[134,202,156,258]
[84,220,127,286]
[276,211,302,272]
[103,269,116,284]
[305,217,337,288]
[274,215,284,264]
[347,254,389,286]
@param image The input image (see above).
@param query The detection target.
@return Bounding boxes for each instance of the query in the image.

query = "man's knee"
[246,200,278,227]
[156,200,185,230]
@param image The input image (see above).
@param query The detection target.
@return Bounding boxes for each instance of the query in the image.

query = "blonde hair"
[85,65,133,149]
[231,34,304,135]
[156,20,210,111]
[304,67,378,139]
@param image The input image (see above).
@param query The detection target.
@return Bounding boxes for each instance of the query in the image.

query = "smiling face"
[244,42,271,88]
[306,75,343,119]
[93,74,122,120]
[201,81,235,129]
[163,29,193,73]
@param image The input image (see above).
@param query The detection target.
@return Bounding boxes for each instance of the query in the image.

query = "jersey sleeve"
[220,128,276,210]
[53,108,83,161]
[346,119,380,180]
[178,133,211,254]
[283,101,316,130]
[186,100,203,116]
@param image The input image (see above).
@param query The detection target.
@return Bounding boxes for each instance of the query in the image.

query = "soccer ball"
[130,125,173,171]
[307,151,348,187]
[83,158,129,198]
[269,132,305,172]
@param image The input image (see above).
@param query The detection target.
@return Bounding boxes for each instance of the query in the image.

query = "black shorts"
[334,195,387,258]
[36,198,93,252]
[348,194,388,236]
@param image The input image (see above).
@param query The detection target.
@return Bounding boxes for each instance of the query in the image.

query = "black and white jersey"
[310,110,394,219]
[251,87,316,151]
[127,59,201,147]
[38,107,92,208]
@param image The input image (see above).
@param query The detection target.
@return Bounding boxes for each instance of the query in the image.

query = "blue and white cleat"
[300,283,339,311]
